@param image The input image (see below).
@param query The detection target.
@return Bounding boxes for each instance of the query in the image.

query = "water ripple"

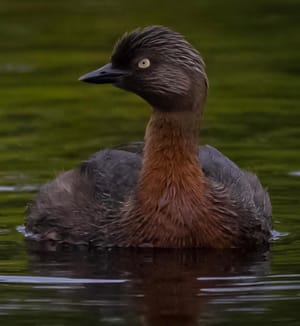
[0,184,39,192]
[289,171,300,177]
[0,275,128,285]
[200,285,300,293]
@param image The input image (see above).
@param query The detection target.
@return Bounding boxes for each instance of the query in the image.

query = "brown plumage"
[25,26,272,249]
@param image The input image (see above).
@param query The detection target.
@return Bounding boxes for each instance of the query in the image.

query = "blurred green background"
[0,0,299,267]
[0,0,299,324]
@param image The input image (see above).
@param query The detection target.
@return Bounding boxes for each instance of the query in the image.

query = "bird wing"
[82,142,271,225]
[200,144,272,226]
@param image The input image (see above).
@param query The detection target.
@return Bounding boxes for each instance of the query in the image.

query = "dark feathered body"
[26,26,272,248]
[27,140,271,248]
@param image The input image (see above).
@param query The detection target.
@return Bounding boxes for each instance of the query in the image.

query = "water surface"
[0,0,299,325]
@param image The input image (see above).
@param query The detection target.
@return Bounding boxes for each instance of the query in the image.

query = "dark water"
[0,0,299,325]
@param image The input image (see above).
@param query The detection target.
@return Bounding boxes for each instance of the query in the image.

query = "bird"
[25,26,272,249]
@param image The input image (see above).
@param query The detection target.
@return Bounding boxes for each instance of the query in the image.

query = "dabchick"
[26,26,272,249]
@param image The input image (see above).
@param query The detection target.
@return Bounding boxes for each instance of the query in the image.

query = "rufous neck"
[143,110,201,163]
[137,109,206,208]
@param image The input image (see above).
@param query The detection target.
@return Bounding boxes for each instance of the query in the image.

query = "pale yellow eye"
[138,58,151,69]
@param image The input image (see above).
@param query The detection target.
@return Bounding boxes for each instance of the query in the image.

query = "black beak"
[79,63,127,84]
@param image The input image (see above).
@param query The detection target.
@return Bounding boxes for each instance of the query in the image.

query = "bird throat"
[119,108,238,248]
[140,110,206,203]
[121,110,212,247]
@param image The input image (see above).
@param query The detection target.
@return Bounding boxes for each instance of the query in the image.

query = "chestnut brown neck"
[140,109,205,199]
[138,77,208,212]
[142,76,207,168]
[118,78,236,248]
[144,110,200,165]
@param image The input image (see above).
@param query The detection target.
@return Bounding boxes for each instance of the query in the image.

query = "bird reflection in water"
[27,246,270,325]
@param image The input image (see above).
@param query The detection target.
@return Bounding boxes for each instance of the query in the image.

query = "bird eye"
[138,58,151,69]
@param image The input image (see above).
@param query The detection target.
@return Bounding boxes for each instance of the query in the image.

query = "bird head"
[79,26,208,112]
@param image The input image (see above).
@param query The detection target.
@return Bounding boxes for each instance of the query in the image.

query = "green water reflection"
[0,0,299,325]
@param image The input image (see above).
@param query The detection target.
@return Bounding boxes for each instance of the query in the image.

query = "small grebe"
[26,26,272,248]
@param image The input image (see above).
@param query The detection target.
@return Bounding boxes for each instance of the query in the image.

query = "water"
[0,0,299,324]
